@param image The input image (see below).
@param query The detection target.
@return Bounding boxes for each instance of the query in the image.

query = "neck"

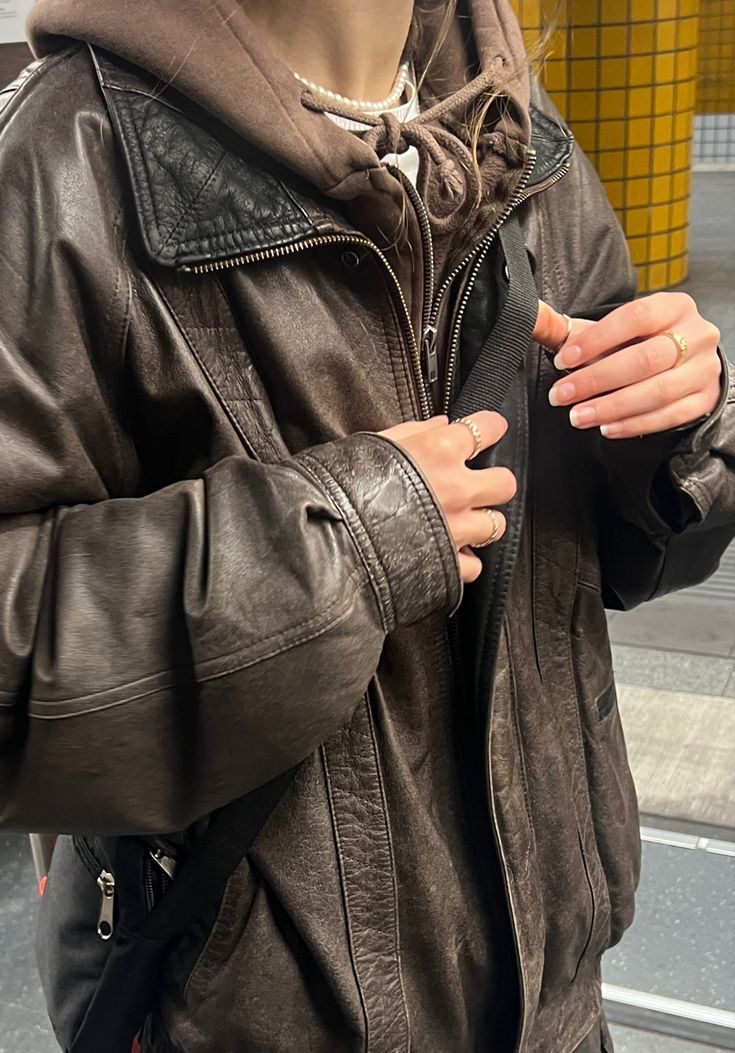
[243,0,414,102]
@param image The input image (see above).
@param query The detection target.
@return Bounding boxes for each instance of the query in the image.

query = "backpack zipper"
[72,836,117,941]
[144,848,177,912]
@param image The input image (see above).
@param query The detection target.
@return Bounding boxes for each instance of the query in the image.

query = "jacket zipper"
[73,836,116,941]
[440,153,572,415]
[183,233,432,419]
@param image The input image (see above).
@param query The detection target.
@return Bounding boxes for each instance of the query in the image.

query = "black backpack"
[36,215,538,1053]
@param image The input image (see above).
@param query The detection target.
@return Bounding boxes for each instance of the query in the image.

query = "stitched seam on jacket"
[364,697,411,1051]
[321,741,371,1050]
[297,453,394,632]
[389,453,453,604]
[27,584,360,715]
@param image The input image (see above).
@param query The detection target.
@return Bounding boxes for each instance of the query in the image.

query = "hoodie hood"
[28,0,531,235]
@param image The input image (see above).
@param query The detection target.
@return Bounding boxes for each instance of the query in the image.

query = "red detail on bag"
[38,876,47,896]
[131,1040,142,1053]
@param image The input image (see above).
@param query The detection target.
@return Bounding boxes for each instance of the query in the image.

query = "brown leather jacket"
[1,45,734,1053]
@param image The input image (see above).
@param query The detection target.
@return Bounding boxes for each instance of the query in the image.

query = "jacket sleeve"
[528,81,735,610]
[0,57,461,836]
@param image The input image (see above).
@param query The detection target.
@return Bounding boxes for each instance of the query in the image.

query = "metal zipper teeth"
[182,232,431,419]
[73,835,103,880]
[441,153,572,415]
[390,167,437,385]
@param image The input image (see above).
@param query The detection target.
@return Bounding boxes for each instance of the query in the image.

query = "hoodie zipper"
[183,233,432,419]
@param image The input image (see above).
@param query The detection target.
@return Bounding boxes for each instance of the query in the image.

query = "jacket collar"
[91,46,574,272]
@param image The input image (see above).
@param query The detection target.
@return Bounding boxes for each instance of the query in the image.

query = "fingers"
[450,410,508,460]
[465,466,517,510]
[532,300,570,350]
[459,548,483,583]
[549,333,682,409]
[598,390,719,439]
[564,360,718,430]
[553,292,693,370]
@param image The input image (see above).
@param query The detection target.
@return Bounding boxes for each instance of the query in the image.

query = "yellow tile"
[628,87,653,117]
[652,174,673,201]
[627,178,651,208]
[656,20,677,51]
[600,26,628,56]
[655,53,675,83]
[629,54,654,85]
[674,141,690,171]
[678,80,697,112]
[673,171,690,199]
[599,90,627,119]
[650,203,671,232]
[678,49,697,81]
[655,114,674,141]
[628,237,650,266]
[625,207,651,237]
[631,22,655,54]
[655,84,675,115]
[600,58,628,90]
[668,257,688,287]
[634,0,655,19]
[571,27,598,57]
[599,0,625,23]
[599,151,625,179]
[649,234,669,261]
[670,228,688,257]
[670,200,688,227]
[653,147,673,176]
[628,117,653,147]
[568,92,598,121]
[648,262,669,290]
[626,148,653,177]
[571,59,599,89]
[544,62,568,92]
[655,0,679,19]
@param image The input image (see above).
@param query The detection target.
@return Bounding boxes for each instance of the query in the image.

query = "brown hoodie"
[28,0,531,250]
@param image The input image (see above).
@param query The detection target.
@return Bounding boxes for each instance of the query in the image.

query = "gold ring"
[455,416,483,459]
[476,508,502,549]
[663,330,688,368]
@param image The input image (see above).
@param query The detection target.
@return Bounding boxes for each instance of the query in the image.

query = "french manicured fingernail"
[569,406,597,428]
[554,344,582,370]
[549,382,576,407]
[600,424,623,438]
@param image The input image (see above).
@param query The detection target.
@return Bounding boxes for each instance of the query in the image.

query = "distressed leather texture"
[1,47,734,1053]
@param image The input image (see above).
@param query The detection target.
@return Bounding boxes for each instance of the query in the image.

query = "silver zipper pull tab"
[422,324,439,384]
[149,848,177,881]
[96,870,115,940]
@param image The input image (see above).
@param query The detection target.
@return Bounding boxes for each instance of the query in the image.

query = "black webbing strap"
[146,767,298,942]
[451,213,538,420]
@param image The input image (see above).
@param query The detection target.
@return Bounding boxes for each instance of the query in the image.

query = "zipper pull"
[422,324,439,385]
[96,870,115,941]
[149,848,177,881]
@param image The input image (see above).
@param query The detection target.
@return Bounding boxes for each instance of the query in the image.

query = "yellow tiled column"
[513,1,700,291]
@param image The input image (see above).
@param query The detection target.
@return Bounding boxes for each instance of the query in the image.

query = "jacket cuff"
[296,433,462,632]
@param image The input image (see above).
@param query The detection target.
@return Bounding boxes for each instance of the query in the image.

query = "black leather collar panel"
[527,105,575,190]
[92,47,574,270]
[91,48,319,270]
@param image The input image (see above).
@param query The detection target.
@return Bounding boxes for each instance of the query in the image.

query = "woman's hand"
[381,412,516,583]
[534,294,722,438]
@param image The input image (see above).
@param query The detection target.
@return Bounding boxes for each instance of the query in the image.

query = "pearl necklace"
[293,61,411,113]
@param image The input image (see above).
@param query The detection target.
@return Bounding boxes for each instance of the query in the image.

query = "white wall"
[0,0,33,45]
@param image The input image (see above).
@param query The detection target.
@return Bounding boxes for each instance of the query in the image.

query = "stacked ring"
[475,508,502,549]
[455,416,483,459]
[662,330,688,368]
